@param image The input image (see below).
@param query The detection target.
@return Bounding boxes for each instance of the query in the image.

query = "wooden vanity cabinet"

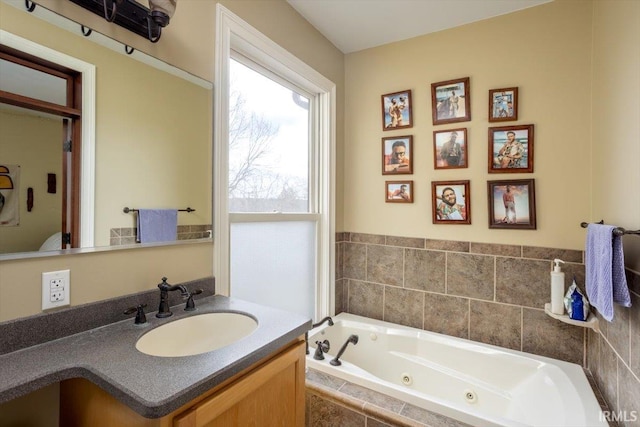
[60,338,306,427]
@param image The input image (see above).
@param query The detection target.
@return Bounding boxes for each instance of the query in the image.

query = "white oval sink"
[136,312,257,357]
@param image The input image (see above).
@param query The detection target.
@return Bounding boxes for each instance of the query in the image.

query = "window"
[214,5,336,320]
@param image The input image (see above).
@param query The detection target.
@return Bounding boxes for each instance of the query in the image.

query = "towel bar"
[580,221,640,236]
[123,207,195,213]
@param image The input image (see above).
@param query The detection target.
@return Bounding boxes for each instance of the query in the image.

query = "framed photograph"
[488,124,534,173]
[488,87,518,122]
[382,135,413,174]
[386,180,413,203]
[431,180,470,224]
[433,128,467,169]
[488,179,536,229]
[431,77,470,125]
[381,90,413,131]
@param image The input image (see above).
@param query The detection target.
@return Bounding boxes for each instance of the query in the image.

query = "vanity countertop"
[0,295,311,418]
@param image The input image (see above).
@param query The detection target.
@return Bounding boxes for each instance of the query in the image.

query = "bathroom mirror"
[0,1,213,258]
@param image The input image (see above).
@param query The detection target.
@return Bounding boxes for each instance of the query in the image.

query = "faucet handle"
[124,304,148,324]
[313,339,330,360]
[184,289,203,311]
[158,277,170,289]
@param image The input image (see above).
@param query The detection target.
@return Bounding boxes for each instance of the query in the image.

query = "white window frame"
[213,5,336,319]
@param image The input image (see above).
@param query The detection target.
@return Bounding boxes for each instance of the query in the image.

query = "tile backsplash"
[110,224,212,246]
[336,232,640,426]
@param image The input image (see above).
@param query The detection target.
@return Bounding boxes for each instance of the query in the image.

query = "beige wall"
[343,0,593,250]
[591,0,640,272]
[0,112,61,252]
[0,0,344,321]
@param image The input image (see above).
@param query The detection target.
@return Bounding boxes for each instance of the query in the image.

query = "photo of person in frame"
[491,183,532,226]
[381,90,412,130]
[435,186,466,220]
[492,129,528,169]
[434,129,466,169]
[489,87,518,122]
[386,181,413,203]
[382,136,412,174]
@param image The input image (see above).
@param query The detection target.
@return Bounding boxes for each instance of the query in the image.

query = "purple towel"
[136,209,178,243]
[585,224,631,322]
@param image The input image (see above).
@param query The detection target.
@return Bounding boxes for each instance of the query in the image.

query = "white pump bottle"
[550,259,565,315]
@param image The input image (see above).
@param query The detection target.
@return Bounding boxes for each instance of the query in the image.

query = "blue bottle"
[570,289,585,321]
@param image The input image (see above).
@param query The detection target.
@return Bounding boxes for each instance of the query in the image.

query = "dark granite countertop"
[0,295,311,418]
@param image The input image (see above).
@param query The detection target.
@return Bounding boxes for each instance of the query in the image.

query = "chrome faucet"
[156,277,189,318]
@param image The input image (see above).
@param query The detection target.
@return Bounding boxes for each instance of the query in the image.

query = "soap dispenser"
[550,259,565,315]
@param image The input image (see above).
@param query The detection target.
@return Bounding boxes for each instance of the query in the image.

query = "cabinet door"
[173,340,305,427]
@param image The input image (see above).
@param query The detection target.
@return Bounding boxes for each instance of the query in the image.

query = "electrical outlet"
[42,270,70,310]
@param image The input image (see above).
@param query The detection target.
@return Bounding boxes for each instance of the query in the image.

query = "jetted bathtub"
[307,313,607,427]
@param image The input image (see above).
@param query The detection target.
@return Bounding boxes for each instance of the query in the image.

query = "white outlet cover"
[42,269,70,310]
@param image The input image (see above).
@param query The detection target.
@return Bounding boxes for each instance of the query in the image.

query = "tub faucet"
[330,334,358,366]
[156,277,190,318]
[305,316,334,354]
[313,339,330,360]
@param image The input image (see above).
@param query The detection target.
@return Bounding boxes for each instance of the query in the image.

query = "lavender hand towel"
[136,209,178,243]
[585,223,631,322]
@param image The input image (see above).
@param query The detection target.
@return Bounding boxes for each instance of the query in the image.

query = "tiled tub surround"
[306,313,607,427]
[110,224,212,245]
[335,232,640,426]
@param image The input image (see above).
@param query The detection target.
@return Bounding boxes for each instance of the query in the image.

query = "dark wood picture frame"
[433,128,467,169]
[431,180,471,224]
[488,179,536,229]
[488,124,534,173]
[386,180,413,203]
[381,90,413,131]
[382,135,413,175]
[431,77,470,125]
[488,87,518,122]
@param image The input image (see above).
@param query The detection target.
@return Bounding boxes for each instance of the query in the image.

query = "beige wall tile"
[383,286,423,329]
[404,249,446,293]
[496,258,550,308]
[447,253,494,301]
[469,301,521,350]
[470,243,520,257]
[339,383,404,414]
[367,245,403,287]
[335,278,345,315]
[385,235,425,249]
[608,304,631,366]
[597,342,619,413]
[306,393,365,427]
[344,243,367,281]
[523,246,583,263]
[348,280,383,321]
[587,329,600,376]
[423,293,469,339]
[618,367,640,427]
[522,308,585,364]
[351,233,385,244]
[629,292,639,379]
[425,239,469,252]
[336,242,344,280]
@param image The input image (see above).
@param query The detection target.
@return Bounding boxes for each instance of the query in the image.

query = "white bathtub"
[307,313,607,427]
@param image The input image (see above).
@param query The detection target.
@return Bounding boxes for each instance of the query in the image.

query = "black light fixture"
[66,0,176,43]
